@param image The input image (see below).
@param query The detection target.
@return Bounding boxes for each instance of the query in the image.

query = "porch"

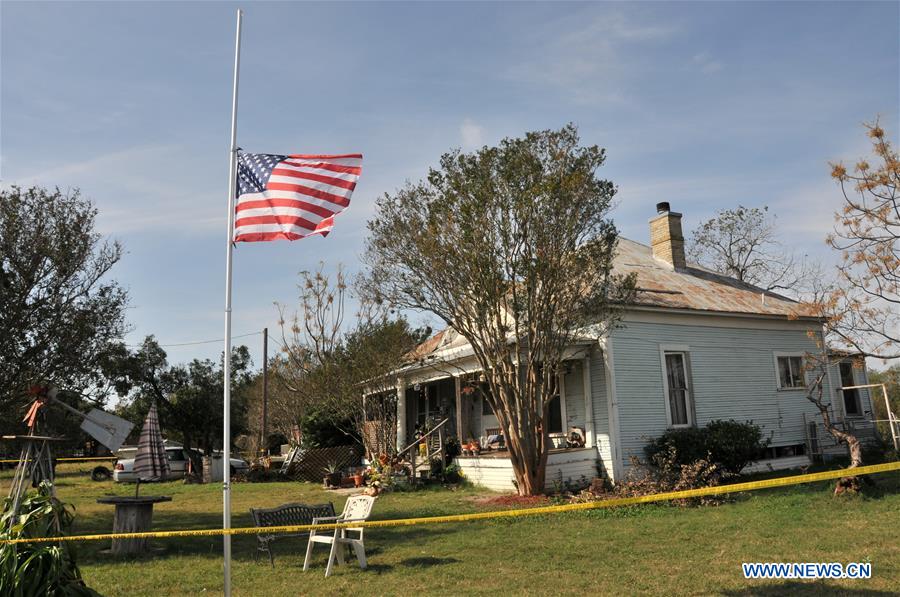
[383,341,613,491]
[395,344,602,451]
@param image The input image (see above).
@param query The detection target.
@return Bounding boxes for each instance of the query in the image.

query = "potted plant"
[323,462,342,488]
[443,462,462,484]
[350,468,364,488]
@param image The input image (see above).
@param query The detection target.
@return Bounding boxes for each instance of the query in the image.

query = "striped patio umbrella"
[133,402,170,482]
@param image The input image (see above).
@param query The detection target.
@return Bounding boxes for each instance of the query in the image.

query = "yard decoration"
[95,402,174,556]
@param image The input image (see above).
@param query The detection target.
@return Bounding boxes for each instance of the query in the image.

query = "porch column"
[396,377,407,451]
[582,354,595,448]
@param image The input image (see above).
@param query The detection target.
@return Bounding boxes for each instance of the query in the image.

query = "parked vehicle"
[113,446,248,482]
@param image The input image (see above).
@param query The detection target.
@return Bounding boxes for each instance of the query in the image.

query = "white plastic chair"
[303,495,376,577]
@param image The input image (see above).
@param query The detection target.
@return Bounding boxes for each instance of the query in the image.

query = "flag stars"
[237,153,286,196]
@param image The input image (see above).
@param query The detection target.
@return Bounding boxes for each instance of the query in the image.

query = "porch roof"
[397,331,595,381]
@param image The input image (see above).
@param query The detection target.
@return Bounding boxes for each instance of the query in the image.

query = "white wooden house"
[380,203,878,491]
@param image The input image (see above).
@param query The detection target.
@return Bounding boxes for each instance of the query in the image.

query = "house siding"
[610,319,840,469]
[455,448,597,492]
[589,350,614,479]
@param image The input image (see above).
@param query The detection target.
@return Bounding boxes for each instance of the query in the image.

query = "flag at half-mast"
[234,152,362,242]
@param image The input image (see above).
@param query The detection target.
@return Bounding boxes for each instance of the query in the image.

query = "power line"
[126,331,263,348]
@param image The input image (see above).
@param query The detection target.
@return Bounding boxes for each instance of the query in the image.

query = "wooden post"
[396,378,407,453]
[261,327,268,455]
[111,503,154,555]
[582,355,594,448]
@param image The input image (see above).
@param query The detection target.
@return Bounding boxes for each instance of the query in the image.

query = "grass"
[3,462,899,596]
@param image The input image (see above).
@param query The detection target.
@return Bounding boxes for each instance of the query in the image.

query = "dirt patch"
[469,494,551,507]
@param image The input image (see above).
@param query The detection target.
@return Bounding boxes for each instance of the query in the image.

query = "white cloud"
[504,10,680,105]
[460,118,484,149]
[692,52,723,74]
[4,145,222,235]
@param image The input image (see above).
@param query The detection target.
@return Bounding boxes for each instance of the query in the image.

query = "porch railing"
[396,417,450,484]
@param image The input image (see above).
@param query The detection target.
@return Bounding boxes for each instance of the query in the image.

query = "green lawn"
[3,462,899,596]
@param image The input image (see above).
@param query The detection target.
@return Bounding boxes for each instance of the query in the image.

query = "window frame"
[659,344,694,429]
[773,352,807,391]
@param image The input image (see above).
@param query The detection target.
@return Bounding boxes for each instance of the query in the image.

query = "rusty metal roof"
[614,238,816,318]
[407,237,818,361]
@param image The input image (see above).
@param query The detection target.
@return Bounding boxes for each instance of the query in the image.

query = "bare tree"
[362,125,636,495]
[276,265,425,457]
[688,205,820,296]
[815,120,900,360]
[804,364,869,495]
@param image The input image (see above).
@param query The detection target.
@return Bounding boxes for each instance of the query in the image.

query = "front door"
[416,386,435,428]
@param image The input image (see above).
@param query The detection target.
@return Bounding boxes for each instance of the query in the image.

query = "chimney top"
[649,204,686,269]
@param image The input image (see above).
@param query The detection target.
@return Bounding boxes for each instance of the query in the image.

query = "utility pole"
[261,327,268,456]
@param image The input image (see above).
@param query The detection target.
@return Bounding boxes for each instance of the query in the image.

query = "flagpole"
[222,8,242,597]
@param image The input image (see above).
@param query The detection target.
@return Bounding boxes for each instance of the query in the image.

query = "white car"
[113,447,248,482]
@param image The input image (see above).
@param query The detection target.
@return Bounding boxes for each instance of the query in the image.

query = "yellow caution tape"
[2,460,898,546]
[0,456,117,464]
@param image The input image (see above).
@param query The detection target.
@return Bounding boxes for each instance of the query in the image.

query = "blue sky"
[2,1,898,369]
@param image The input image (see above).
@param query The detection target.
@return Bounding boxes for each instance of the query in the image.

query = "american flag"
[234,152,362,242]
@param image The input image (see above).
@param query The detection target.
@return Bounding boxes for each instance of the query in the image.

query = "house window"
[839,362,862,417]
[663,352,692,427]
[775,354,805,389]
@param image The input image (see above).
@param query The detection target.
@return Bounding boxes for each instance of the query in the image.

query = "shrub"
[442,462,462,484]
[645,419,766,476]
[0,481,100,596]
[703,419,766,474]
[644,426,708,467]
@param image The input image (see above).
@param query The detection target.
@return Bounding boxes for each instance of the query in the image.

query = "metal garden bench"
[249,502,335,566]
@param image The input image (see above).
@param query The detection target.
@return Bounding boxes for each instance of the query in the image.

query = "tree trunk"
[806,374,869,495]
[502,415,549,496]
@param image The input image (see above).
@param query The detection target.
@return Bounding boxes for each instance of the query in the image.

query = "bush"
[645,419,766,476]
[703,420,767,475]
[0,481,100,596]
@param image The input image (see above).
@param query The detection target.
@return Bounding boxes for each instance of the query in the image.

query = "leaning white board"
[80,408,134,453]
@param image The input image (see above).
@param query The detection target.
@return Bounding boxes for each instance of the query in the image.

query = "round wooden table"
[96,495,172,555]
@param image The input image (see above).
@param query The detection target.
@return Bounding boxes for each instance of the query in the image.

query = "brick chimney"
[649,202,686,269]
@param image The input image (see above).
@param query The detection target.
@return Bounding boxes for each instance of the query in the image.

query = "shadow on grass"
[399,556,460,568]
[722,581,896,596]
[74,510,460,566]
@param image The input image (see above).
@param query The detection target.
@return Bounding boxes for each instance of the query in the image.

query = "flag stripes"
[234,152,362,243]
